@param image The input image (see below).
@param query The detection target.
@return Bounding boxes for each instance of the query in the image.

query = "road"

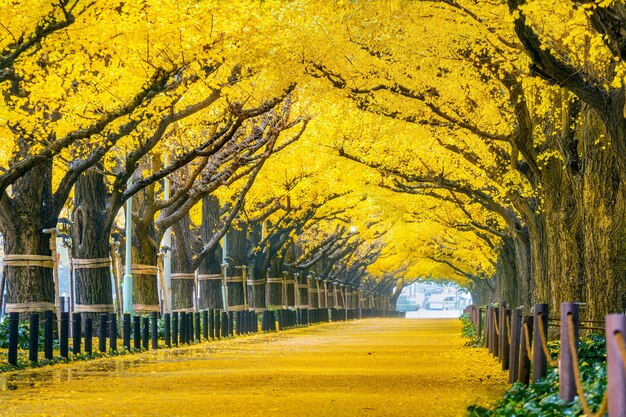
[0,318,507,416]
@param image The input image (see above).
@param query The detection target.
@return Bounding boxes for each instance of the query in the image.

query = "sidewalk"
[0,318,507,416]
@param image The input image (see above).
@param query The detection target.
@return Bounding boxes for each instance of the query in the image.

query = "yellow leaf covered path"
[0,319,507,417]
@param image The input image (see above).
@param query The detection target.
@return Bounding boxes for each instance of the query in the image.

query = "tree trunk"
[224,222,247,311]
[581,111,626,319]
[197,195,224,310]
[72,168,114,327]
[2,161,57,315]
[171,213,199,312]
[246,221,266,310]
[131,189,160,314]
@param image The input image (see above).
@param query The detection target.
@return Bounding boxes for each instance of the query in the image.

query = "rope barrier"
[566,314,609,417]
[494,312,500,336]
[523,322,533,361]
[614,330,626,373]
[537,313,559,367]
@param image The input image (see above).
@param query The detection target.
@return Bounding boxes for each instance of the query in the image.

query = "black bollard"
[85,318,93,355]
[123,313,131,350]
[228,312,234,336]
[28,313,39,363]
[236,311,242,335]
[133,315,141,350]
[44,310,54,360]
[142,317,149,350]
[189,313,195,343]
[60,312,69,358]
[209,309,215,339]
[221,312,228,338]
[172,312,179,346]
[109,313,117,352]
[215,310,221,339]
[195,312,201,341]
[72,313,81,355]
[180,312,187,345]
[202,310,209,340]
[98,314,107,353]
[164,313,171,347]
[189,313,194,342]
[151,312,158,350]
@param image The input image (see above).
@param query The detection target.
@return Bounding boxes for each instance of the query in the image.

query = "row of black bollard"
[6,307,384,367]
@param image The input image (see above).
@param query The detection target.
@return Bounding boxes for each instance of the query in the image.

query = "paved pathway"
[0,318,507,416]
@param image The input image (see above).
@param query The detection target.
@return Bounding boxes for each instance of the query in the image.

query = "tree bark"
[130,188,161,313]
[1,160,57,315]
[71,168,114,327]
[197,195,223,310]
[224,222,247,310]
[171,213,199,312]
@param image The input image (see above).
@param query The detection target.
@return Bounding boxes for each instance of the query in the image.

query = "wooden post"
[533,303,549,382]
[508,308,522,383]
[498,302,506,362]
[477,307,482,340]
[486,306,493,354]
[501,309,511,371]
[559,302,579,402]
[518,315,532,384]
[493,307,499,358]
[606,314,626,417]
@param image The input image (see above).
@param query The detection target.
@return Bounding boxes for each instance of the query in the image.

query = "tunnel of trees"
[0,0,624,322]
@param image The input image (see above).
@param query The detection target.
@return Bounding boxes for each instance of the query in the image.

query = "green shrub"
[460,312,485,348]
